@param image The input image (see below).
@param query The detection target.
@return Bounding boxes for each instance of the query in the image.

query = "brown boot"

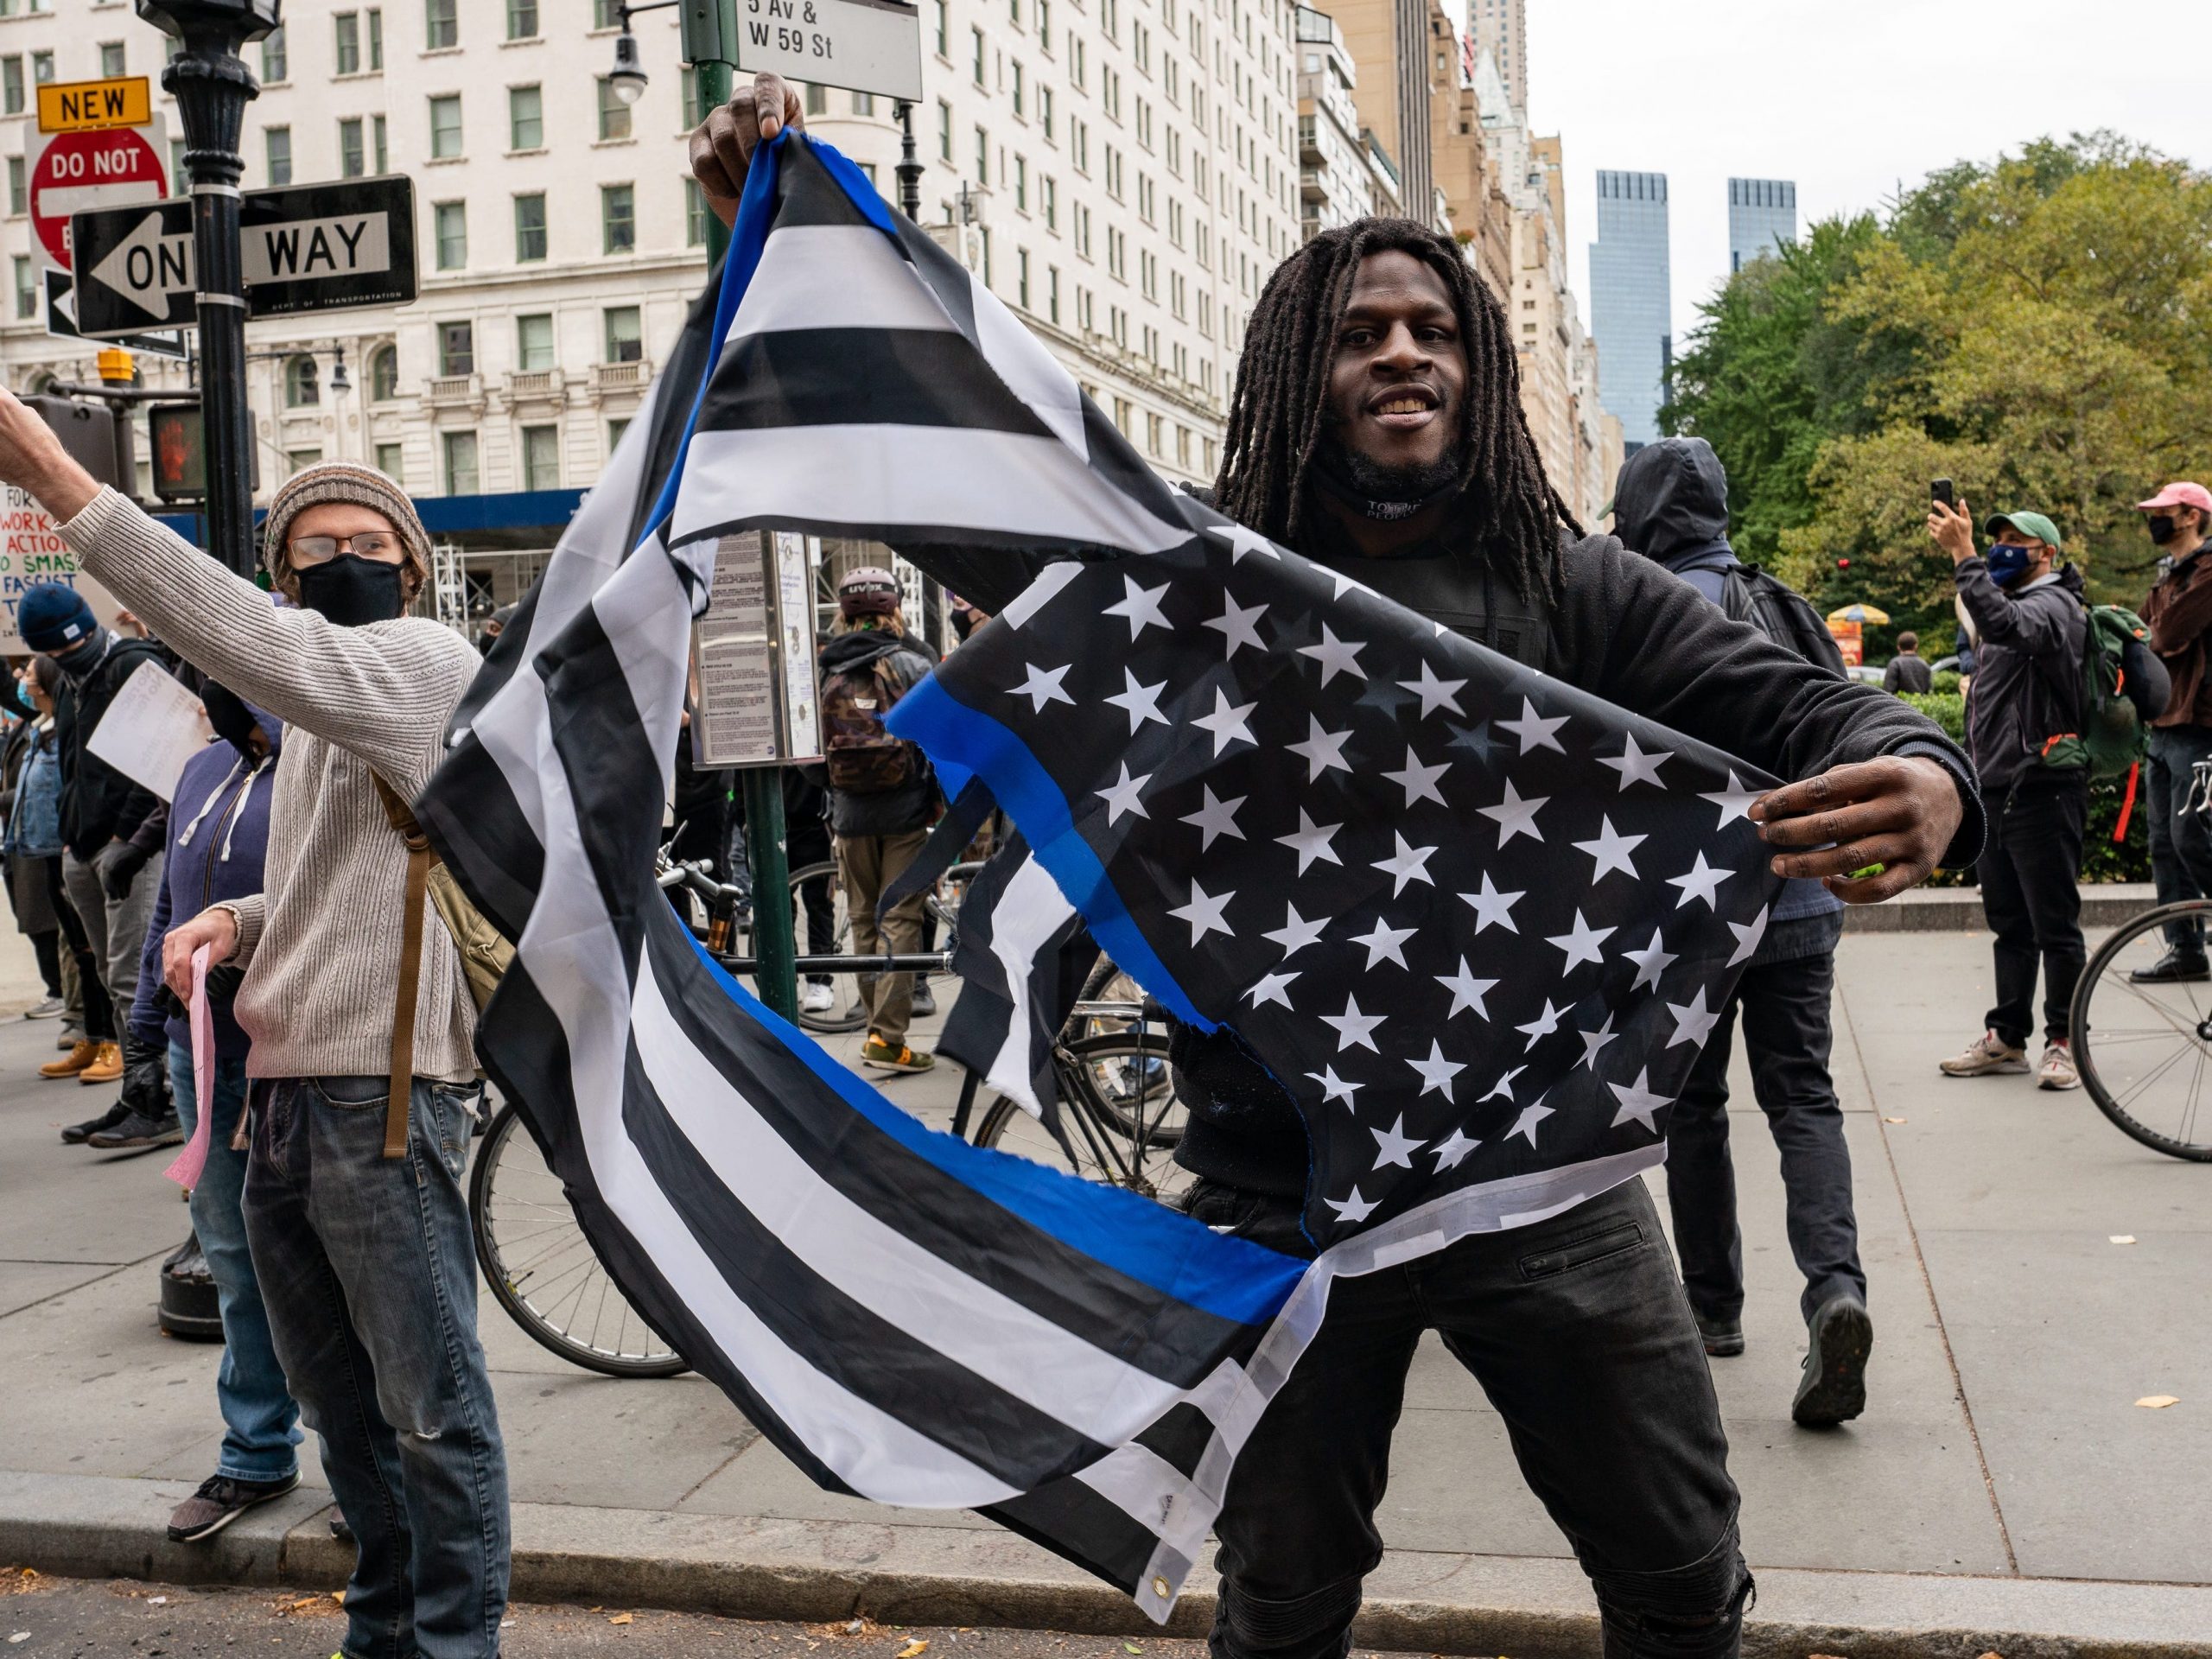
[77,1041,124,1085]
[40,1039,100,1079]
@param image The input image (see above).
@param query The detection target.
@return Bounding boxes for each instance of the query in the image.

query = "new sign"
[69,176,418,336]
[29,120,166,271]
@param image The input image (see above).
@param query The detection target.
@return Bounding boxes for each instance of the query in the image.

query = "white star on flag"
[1459,874,1524,933]
[1666,987,1720,1049]
[1102,574,1173,638]
[1244,969,1300,1010]
[1434,957,1498,1019]
[1371,833,1437,896]
[1666,852,1730,912]
[1166,879,1236,944]
[1480,1065,1527,1103]
[1319,993,1386,1053]
[1398,660,1467,717]
[1623,927,1677,994]
[1497,696,1568,755]
[1328,569,1379,601]
[1382,747,1451,809]
[1576,1014,1619,1070]
[1700,769,1762,827]
[1405,1039,1466,1100]
[1478,779,1548,845]
[1103,667,1169,733]
[1608,1068,1674,1132]
[1275,808,1344,874]
[1508,1100,1555,1147]
[1349,916,1416,969]
[1432,1127,1480,1170]
[1264,901,1329,957]
[1096,762,1151,823]
[1298,623,1368,686]
[1370,1116,1424,1169]
[1209,522,1282,563]
[1546,909,1616,971]
[1572,815,1647,883]
[1203,592,1268,658]
[1013,661,1076,712]
[1726,905,1771,966]
[1306,1065,1363,1106]
[1325,1185,1379,1224]
[1515,999,1566,1043]
[1192,687,1258,756]
[1180,785,1247,850]
[1287,715,1356,782]
[1598,732,1674,790]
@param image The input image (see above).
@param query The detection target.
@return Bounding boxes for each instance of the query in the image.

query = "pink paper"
[162,944,216,1189]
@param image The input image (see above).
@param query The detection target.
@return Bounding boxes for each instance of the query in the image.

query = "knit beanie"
[261,461,432,588]
[15,582,98,652]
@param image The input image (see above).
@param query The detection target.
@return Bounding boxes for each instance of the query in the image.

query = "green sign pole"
[688,24,799,1022]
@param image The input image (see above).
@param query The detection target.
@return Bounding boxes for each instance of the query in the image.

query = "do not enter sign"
[29,125,167,272]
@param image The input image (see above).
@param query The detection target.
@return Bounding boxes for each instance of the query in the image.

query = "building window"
[442,430,480,494]
[369,344,399,400]
[973,125,988,186]
[682,66,703,129]
[264,127,292,186]
[339,118,365,177]
[13,256,33,321]
[1011,60,1024,117]
[335,11,363,73]
[6,156,22,216]
[1014,154,1027,213]
[1042,174,1055,230]
[425,0,457,50]
[99,41,125,78]
[260,27,286,81]
[372,114,388,173]
[804,81,827,116]
[603,305,643,363]
[601,184,635,254]
[932,0,947,56]
[520,423,560,490]
[505,0,538,40]
[30,51,52,85]
[1047,264,1059,325]
[1039,84,1052,139]
[607,416,632,453]
[286,448,324,477]
[1147,411,1163,455]
[684,178,709,248]
[970,26,984,84]
[1,60,20,117]
[1017,247,1029,309]
[513,193,546,261]
[369,8,385,69]
[852,90,875,116]
[434,200,467,270]
[437,321,474,376]
[509,85,543,149]
[429,94,462,159]
[283,354,319,407]
[374,441,404,482]
[936,99,951,162]
[516,312,554,371]
[594,0,620,24]
[597,77,632,140]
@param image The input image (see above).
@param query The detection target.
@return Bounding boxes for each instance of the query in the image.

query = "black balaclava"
[296,556,406,627]
[200,679,263,760]
[1310,434,1463,522]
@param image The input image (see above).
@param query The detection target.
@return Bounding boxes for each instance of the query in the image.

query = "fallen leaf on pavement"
[9,1635,29,1646]
[334,1590,346,1605]
[1883,1116,1907,1124]
[895,1641,927,1658]
[1978,1651,2006,1659]
[611,1613,634,1625]
[2136,1395,2180,1409]
[148,1595,168,1605]
[2110,1235,2136,1244]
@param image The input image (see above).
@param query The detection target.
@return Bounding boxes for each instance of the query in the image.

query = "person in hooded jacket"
[1929,500,2089,1090]
[126,681,308,1543]
[1611,438,1871,1425]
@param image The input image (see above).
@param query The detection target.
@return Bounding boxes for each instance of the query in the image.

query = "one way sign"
[70,175,417,336]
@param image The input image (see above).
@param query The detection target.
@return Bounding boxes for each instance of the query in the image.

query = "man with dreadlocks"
[693,83,1980,1659]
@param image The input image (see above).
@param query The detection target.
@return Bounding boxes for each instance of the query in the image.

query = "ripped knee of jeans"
[1592,1524,1754,1658]
[1214,1574,1363,1659]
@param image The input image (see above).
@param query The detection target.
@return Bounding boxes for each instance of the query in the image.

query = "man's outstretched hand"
[1750,755,1965,903]
[688,72,806,232]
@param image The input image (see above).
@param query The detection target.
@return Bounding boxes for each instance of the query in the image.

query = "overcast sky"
[1501,0,2212,351]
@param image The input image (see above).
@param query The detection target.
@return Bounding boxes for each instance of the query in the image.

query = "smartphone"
[1931,478,1955,508]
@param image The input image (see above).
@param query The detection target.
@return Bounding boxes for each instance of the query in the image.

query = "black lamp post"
[135,0,281,580]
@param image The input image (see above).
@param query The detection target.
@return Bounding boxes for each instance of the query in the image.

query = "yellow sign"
[36,76,153,135]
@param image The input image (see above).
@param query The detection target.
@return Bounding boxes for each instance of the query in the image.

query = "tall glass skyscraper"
[1728,178,1797,271]
[1590,169,1671,450]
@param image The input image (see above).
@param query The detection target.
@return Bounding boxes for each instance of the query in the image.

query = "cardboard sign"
[83,657,213,802]
[0,486,124,653]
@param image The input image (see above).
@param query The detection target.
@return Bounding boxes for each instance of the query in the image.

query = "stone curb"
[1843,883,2156,933]
[3,1471,2209,1659]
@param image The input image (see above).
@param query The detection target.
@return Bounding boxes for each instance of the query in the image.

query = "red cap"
[2136,482,2212,515]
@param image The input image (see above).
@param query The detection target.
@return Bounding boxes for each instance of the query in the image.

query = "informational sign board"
[28,118,167,272]
[0,485,124,656]
[692,531,823,768]
[85,658,213,802]
[69,175,418,336]
[734,0,923,101]
[41,268,188,359]
[37,75,154,135]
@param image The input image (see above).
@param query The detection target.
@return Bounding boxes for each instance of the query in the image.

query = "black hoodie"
[1954,556,2088,793]
[1611,436,1736,572]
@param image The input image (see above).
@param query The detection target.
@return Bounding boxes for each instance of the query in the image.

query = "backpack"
[1717,562,1849,677]
[820,653,919,793]
[2039,604,2155,783]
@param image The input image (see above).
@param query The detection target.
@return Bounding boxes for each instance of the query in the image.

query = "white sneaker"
[2037,1042,2081,1091]
[800,982,835,1015]
[1938,1030,2030,1077]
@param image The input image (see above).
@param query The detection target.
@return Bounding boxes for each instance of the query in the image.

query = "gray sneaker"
[2037,1042,2081,1090]
[22,995,65,1020]
[1939,1031,2030,1077]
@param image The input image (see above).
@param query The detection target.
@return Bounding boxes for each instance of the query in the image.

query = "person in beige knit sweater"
[0,389,510,1659]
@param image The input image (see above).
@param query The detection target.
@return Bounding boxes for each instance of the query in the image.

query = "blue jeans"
[245,1075,510,1659]
[168,1043,303,1484]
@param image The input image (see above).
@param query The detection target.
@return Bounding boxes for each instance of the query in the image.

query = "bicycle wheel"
[2072,899,2212,1160]
[470,1104,692,1376]
[974,1033,1193,1205]
[785,860,865,1033]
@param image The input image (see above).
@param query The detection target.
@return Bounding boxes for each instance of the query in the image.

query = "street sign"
[69,175,418,336]
[41,268,188,359]
[735,0,922,101]
[29,121,167,271]
[37,75,154,134]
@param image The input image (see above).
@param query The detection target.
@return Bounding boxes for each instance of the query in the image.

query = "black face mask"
[1311,437,1464,522]
[2148,514,2180,547]
[200,679,263,760]
[296,555,406,627]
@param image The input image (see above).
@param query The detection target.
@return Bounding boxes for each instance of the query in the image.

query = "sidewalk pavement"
[2,932,2208,1656]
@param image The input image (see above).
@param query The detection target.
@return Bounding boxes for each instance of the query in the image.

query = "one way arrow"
[86,210,194,323]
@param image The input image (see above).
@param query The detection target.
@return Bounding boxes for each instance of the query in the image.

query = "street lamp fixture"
[607,1,683,107]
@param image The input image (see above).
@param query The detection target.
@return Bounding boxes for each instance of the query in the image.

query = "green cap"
[1985,509,2063,551]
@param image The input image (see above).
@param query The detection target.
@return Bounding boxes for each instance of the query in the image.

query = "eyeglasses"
[289,532,399,563]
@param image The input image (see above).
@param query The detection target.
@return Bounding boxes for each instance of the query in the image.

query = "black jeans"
[1978,778,2089,1048]
[1665,946,1864,1326]
[2146,726,2212,952]
[1190,1178,1750,1659]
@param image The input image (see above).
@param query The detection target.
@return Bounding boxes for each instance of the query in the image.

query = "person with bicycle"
[2134,482,2212,982]
[1929,502,2088,1090]
[695,81,1978,1659]
[820,565,941,1074]
[0,428,512,1659]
